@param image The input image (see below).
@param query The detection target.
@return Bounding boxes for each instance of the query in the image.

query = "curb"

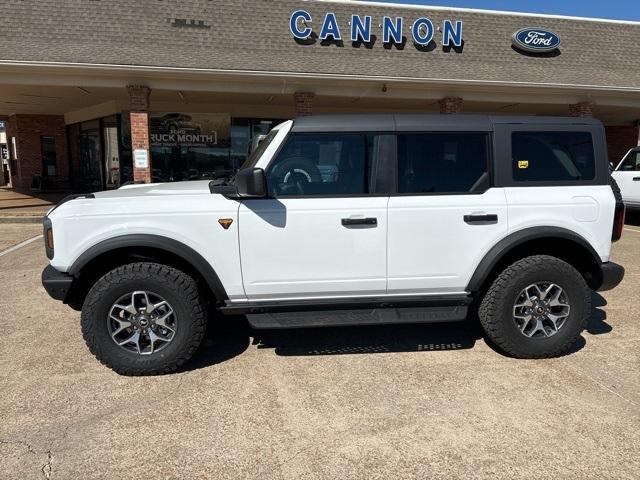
[0,216,44,224]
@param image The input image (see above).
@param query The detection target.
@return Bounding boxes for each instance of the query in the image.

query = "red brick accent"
[605,125,640,164]
[6,114,67,189]
[127,85,151,112]
[127,85,152,183]
[569,101,594,118]
[439,97,463,114]
[294,92,315,117]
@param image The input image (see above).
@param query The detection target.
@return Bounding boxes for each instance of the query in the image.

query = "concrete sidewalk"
[0,188,66,223]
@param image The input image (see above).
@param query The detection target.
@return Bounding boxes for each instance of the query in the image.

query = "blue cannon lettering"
[290,10,463,48]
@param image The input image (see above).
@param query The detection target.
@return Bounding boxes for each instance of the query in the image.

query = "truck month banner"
[150,113,231,149]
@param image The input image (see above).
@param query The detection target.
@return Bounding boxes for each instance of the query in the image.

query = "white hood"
[92,180,212,199]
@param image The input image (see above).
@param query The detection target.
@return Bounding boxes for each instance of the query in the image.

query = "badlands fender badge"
[218,218,233,230]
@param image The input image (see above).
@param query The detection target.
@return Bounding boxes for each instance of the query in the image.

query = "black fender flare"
[69,234,228,301]
[465,226,602,293]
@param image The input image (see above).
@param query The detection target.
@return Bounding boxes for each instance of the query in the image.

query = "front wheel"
[81,262,207,375]
[478,255,591,358]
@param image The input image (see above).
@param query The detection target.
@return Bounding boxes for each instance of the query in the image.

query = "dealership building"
[0,0,639,191]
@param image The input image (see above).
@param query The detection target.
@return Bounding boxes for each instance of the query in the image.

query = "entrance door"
[79,120,104,191]
[102,116,121,189]
[238,132,390,301]
[387,131,508,295]
[613,149,640,207]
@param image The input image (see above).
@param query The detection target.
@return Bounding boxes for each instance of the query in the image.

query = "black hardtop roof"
[291,114,602,133]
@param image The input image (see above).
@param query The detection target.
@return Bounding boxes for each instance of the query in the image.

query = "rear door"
[239,132,394,301]
[387,130,508,295]
[613,149,640,207]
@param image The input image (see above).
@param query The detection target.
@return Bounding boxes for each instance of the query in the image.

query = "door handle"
[341,217,377,226]
[464,214,498,224]
[633,177,640,181]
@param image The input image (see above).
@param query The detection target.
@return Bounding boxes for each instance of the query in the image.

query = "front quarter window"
[240,130,278,170]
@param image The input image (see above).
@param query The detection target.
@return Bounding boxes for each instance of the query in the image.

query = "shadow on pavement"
[586,291,612,335]
[254,320,481,357]
[183,292,612,370]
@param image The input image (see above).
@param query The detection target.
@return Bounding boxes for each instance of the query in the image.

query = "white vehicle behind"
[612,146,640,211]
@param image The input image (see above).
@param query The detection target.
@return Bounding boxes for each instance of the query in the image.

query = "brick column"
[569,101,594,118]
[294,92,315,117]
[127,85,152,183]
[439,97,463,114]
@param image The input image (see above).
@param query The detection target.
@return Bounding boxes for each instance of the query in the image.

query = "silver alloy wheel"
[107,291,177,355]
[513,283,571,338]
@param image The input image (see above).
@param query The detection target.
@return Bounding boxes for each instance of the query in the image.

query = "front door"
[613,149,640,206]
[387,131,508,295]
[238,132,391,301]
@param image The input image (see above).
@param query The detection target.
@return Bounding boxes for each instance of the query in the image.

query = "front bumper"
[596,262,625,292]
[42,265,74,301]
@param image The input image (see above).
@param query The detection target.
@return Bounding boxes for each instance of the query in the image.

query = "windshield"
[240,130,279,170]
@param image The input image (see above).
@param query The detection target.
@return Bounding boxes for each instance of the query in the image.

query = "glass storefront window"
[149,114,281,182]
[67,113,283,191]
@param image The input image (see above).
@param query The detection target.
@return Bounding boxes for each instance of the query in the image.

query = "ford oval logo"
[512,27,561,53]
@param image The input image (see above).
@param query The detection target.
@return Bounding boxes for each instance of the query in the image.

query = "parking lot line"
[624,227,640,234]
[0,235,42,257]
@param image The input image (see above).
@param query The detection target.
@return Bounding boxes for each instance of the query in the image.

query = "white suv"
[42,115,626,375]
[612,146,640,211]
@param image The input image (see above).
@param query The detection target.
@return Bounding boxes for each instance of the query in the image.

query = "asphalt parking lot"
[1,220,639,480]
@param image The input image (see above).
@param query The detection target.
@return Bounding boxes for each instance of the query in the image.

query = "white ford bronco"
[42,115,626,375]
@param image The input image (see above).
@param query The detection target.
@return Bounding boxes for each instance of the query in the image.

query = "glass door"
[102,116,120,189]
[80,120,104,191]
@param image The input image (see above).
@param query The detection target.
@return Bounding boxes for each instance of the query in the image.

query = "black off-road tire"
[478,255,591,358]
[81,262,207,375]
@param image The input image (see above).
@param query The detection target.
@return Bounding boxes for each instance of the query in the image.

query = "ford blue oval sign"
[512,28,561,53]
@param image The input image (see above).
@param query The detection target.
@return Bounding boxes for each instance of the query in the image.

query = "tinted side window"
[267,134,369,196]
[397,133,489,193]
[512,131,595,181]
[618,151,640,171]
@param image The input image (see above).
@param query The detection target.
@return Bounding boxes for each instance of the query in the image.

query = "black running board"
[246,305,469,329]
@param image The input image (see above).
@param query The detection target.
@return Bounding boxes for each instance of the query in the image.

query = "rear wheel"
[81,262,207,375]
[479,255,590,358]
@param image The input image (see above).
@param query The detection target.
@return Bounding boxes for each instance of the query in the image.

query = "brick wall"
[439,97,463,114]
[605,125,640,165]
[7,114,67,189]
[294,92,315,117]
[569,102,594,118]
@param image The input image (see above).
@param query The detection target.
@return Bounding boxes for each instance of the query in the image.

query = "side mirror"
[233,167,267,199]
